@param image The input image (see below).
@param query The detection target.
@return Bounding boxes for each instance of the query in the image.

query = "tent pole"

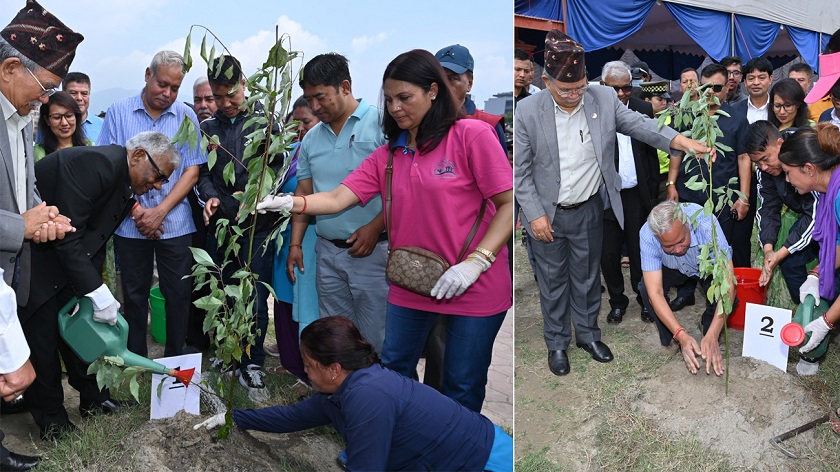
[730,13,735,56]
[562,0,568,32]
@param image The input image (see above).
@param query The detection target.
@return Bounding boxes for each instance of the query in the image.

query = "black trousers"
[22,286,109,428]
[638,267,717,347]
[117,235,193,358]
[185,192,211,351]
[601,188,649,310]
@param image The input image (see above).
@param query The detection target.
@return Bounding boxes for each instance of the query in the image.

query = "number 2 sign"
[742,303,792,372]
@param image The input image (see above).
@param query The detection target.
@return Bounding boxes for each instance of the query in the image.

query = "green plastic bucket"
[149,286,166,344]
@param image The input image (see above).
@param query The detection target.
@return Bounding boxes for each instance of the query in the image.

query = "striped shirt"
[640,203,731,278]
[97,92,206,239]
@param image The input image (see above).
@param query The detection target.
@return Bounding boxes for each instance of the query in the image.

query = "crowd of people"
[514,26,840,378]
[0,1,513,470]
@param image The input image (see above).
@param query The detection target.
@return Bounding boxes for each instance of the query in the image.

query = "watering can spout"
[780,294,830,359]
[57,297,192,385]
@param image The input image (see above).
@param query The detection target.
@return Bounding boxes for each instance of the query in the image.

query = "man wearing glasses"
[670,63,751,290]
[597,61,659,325]
[720,56,748,106]
[97,50,206,359]
[514,30,711,376]
[0,0,83,463]
[638,200,735,377]
[22,132,178,443]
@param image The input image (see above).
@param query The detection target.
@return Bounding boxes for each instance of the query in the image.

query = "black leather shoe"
[576,341,614,363]
[79,398,128,418]
[0,450,40,471]
[547,350,570,376]
[641,307,655,323]
[606,307,625,324]
[669,295,695,312]
[39,421,79,442]
[0,394,27,415]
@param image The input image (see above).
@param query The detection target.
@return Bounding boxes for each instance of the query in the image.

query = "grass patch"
[515,447,564,472]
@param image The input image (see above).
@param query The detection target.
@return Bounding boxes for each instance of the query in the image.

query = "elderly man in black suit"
[21,131,179,441]
[598,61,660,324]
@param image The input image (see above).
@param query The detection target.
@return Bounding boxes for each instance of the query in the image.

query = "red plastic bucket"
[728,267,767,330]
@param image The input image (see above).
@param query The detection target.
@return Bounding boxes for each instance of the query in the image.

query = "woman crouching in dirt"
[195,316,512,471]
[778,123,840,373]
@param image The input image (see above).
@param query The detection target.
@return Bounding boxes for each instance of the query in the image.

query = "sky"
[3,0,513,116]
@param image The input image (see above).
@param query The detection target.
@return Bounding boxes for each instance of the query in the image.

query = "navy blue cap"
[435,44,474,74]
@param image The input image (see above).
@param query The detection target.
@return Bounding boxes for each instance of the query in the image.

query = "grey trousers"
[529,197,604,350]
[315,238,389,353]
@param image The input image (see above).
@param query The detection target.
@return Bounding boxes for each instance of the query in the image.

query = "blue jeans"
[380,303,506,413]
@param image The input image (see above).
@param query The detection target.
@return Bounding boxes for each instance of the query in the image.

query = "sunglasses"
[610,85,633,94]
[707,84,725,93]
[143,149,169,184]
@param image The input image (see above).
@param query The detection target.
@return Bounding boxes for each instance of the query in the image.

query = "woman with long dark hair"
[35,91,89,161]
[778,123,840,371]
[195,316,513,471]
[257,49,513,413]
[769,78,813,131]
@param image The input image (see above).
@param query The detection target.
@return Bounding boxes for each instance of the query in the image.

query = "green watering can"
[58,297,194,386]
[780,294,831,360]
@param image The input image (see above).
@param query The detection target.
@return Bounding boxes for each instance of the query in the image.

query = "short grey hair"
[193,75,209,95]
[126,131,180,169]
[647,200,684,237]
[0,37,41,72]
[602,61,631,82]
[149,50,186,77]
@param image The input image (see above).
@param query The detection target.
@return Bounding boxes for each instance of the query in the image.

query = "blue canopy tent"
[515,0,837,80]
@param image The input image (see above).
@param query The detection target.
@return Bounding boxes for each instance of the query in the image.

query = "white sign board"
[150,353,201,420]
[742,303,792,372]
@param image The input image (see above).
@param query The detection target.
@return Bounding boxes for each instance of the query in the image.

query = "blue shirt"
[232,364,495,471]
[296,99,385,240]
[97,92,206,239]
[83,114,104,143]
[640,203,732,277]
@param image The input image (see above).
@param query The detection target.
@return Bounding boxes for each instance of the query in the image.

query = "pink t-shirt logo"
[434,158,456,178]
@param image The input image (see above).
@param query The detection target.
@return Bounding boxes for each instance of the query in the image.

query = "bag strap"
[385,148,486,263]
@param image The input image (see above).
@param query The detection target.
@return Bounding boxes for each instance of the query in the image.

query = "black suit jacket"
[22,145,134,320]
[620,97,660,208]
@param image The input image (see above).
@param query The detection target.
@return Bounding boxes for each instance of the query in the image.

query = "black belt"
[328,233,388,248]
[557,193,597,211]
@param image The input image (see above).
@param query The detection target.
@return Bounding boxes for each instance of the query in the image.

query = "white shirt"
[554,100,602,205]
[0,267,29,373]
[0,93,31,213]
[746,94,769,124]
[616,132,637,189]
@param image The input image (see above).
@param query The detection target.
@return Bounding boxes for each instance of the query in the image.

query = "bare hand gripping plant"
[657,83,743,393]
[89,26,301,438]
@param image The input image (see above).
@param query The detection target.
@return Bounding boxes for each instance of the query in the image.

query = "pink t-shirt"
[342,119,512,316]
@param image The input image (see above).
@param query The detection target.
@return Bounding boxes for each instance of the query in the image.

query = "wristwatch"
[473,247,496,263]
[665,181,676,187]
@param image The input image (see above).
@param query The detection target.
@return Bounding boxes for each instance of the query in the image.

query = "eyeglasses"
[143,149,169,184]
[772,102,797,112]
[727,70,742,77]
[48,112,76,122]
[550,80,589,98]
[25,67,57,98]
[610,85,633,94]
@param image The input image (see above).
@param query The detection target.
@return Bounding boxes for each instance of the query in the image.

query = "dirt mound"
[118,411,342,472]
[638,356,827,469]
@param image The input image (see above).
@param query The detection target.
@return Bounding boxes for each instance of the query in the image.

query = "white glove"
[430,255,491,300]
[256,195,293,214]
[800,316,832,353]
[799,274,821,306]
[86,283,119,326]
[193,412,226,430]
